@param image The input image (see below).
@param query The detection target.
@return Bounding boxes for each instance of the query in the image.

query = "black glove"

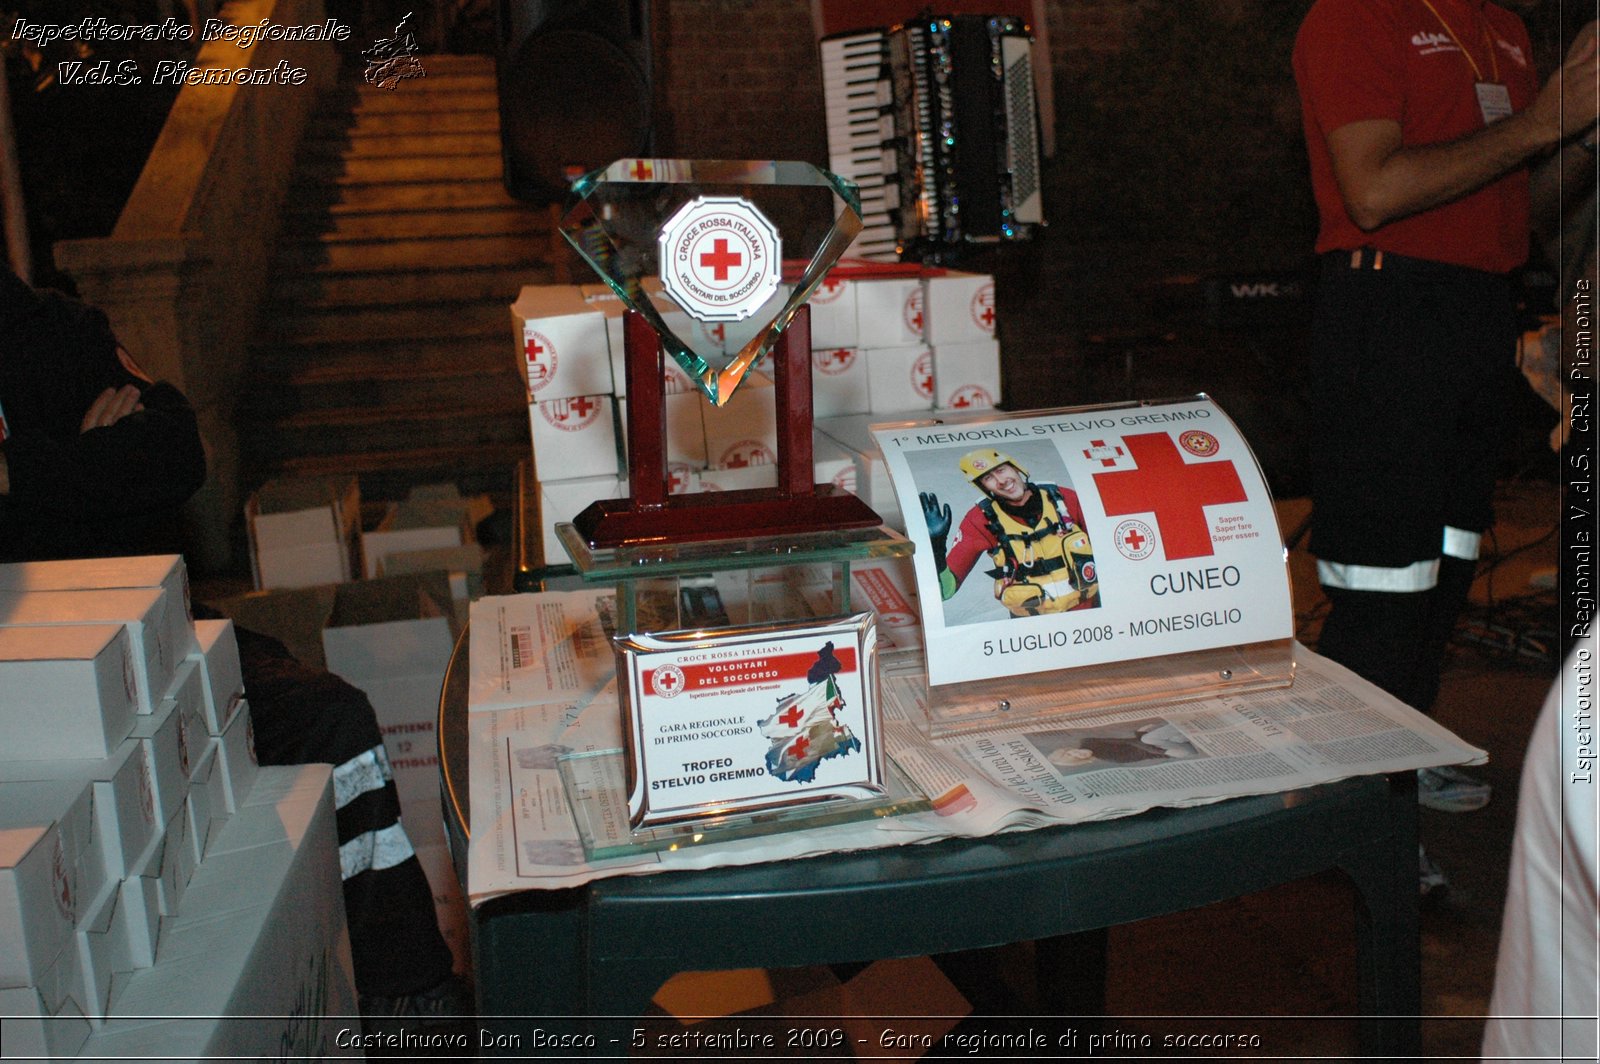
[919,491,952,570]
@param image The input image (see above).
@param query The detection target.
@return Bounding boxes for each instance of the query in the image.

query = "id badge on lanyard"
[1475,81,1513,125]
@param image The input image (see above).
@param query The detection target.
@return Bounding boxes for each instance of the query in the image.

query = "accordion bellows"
[822,15,1044,261]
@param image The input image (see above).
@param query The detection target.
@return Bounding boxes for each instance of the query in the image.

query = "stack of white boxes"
[513,264,1003,557]
[0,556,358,1058]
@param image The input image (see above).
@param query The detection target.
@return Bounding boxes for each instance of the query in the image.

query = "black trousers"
[1307,251,1516,711]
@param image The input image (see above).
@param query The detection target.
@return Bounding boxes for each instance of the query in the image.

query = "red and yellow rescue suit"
[940,484,1099,616]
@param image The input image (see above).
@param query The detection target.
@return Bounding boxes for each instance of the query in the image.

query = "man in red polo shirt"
[1293,2,1597,823]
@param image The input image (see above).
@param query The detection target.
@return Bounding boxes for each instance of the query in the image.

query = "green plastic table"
[440,632,1420,1056]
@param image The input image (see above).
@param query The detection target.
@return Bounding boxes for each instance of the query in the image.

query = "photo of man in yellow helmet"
[919,447,1100,618]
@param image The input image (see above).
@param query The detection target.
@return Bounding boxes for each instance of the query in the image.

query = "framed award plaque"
[615,612,885,829]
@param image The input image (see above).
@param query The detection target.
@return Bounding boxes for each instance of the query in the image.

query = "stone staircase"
[240,54,554,503]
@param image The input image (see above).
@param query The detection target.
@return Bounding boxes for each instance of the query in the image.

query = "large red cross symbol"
[1093,433,1246,560]
[778,705,804,728]
[629,159,652,180]
[699,238,742,280]
[524,336,545,361]
[979,305,995,327]
[567,395,598,419]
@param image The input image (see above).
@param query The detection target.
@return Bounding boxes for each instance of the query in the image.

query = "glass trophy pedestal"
[554,521,921,859]
[555,521,913,632]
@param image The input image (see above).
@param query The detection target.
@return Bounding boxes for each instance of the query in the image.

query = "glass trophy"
[559,159,882,547]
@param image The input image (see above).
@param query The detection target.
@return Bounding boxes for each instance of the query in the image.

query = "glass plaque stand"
[914,638,1297,740]
[554,521,921,854]
[555,521,913,632]
[559,748,930,860]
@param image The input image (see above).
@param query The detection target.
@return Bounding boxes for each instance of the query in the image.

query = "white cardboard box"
[645,391,711,468]
[933,339,1003,411]
[865,344,936,414]
[811,345,871,418]
[130,698,188,829]
[76,874,147,1022]
[190,620,244,735]
[812,434,860,496]
[814,413,908,531]
[0,780,99,938]
[696,463,779,492]
[0,587,180,715]
[856,276,925,348]
[806,273,859,348]
[851,557,925,652]
[0,947,90,1058]
[215,702,259,815]
[185,741,222,868]
[246,476,361,591]
[129,807,189,919]
[703,374,778,471]
[511,284,614,401]
[529,393,621,480]
[0,739,158,882]
[0,820,73,989]
[117,874,161,969]
[923,270,996,345]
[0,555,190,625]
[361,509,466,580]
[0,625,138,762]
[79,765,360,1061]
[163,659,209,769]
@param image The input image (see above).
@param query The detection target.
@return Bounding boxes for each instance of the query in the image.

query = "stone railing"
[54,0,340,572]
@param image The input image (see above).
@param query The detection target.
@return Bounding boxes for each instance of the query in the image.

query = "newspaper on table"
[464,591,1486,905]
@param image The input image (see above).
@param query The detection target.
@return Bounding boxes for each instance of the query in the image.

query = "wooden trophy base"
[572,305,882,548]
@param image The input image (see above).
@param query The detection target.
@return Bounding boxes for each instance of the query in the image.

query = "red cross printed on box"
[1093,432,1247,560]
[699,237,742,280]
[912,351,934,399]
[524,330,556,386]
[1083,439,1125,468]
[629,159,653,180]
[568,395,598,419]
[971,283,996,331]
[904,290,924,335]
[707,323,726,344]
[816,348,855,375]
[948,385,992,410]
[778,705,804,728]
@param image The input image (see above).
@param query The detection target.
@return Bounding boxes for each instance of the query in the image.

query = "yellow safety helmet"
[958,448,1028,484]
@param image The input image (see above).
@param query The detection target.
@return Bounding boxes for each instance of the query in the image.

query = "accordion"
[822,14,1044,262]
